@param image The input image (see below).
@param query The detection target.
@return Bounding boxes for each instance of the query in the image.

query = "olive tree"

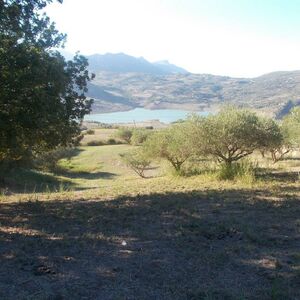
[283,107,300,146]
[189,107,268,166]
[115,128,133,144]
[269,107,300,162]
[257,117,284,161]
[130,128,152,145]
[143,123,194,172]
[120,150,151,178]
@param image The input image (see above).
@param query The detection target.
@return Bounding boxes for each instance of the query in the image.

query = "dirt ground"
[0,187,299,299]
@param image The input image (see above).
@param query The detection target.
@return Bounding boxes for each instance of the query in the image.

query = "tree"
[189,107,268,166]
[143,123,194,172]
[0,0,94,165]
[269,107,300,162]
[120,150,151,178]
[115,128,133,144]
[130,128,152,145]
[257,117,283,161]
[283,107,300,146]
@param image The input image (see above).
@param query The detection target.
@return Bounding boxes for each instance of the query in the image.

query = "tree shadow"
[281,156,300,161]
[257,170,300,183]
[55,169,117,180]
[0,168,78,194]
[0,188,299,299]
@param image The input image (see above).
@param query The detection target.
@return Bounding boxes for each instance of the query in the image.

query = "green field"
[0,142,300,299]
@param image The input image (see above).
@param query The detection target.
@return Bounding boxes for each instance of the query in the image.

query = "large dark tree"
[0,0,94,164]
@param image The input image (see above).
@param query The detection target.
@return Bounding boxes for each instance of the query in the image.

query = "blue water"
[84,108,209,124]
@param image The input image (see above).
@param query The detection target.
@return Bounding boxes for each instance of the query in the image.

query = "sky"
[45,0,300,78]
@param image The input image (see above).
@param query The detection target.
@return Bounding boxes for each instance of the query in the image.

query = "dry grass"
[0,145,299,299]
[81,128,121,146]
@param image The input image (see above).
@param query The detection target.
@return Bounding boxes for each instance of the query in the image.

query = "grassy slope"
[0,145,299,299]
[80,129,120,146]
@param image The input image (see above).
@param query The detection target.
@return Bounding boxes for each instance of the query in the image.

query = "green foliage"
[34,147,79,171]
[87,140,105,146]
[86,129,95,135]
[86,138,119,146]
[107,138,117,145]
[257,117,285,162]
[189,107,271,165]
[0,0,94,165]
[130,129,152,145]
[282,107,300,147]
[120,149,151,178]
[115,128,133,144]
[268,107,300,162]
[218,160,256,182]
[144,123,194,172]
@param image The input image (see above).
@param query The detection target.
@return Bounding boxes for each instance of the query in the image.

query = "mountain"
[88,69,300,115]
[153,60,189,74]
[61,52,299,116]
[86,53,188,75]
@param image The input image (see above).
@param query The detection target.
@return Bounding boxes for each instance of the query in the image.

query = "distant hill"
[88,71,300,116]
[153,60,189,74]
[86,53,188,75]
[58,51,300,116]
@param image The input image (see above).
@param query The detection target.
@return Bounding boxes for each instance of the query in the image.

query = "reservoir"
[84,108,210,124]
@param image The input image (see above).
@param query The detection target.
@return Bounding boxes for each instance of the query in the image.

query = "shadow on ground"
[257,170,300,183]
[55,169,117,180]
[1,166,117,194]
[0,188,299,299]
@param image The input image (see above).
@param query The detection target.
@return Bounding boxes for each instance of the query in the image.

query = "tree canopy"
[144,123,194,171]
[0,0,94,164]
[189,107,273,165]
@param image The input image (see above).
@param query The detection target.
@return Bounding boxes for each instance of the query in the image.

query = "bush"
[131,129,152,145]
[218,160,257,182]
[115,128,133,144]
[34,147,79,171]
[107,138,117,145]
[86,129,95,135]
[120,150,151,178]
[87,140,104,146]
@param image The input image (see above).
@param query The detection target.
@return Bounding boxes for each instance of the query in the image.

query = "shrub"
[107,138,117,145]
[34,147,79,171]
[131,129,152,145]
[85,129,95,135]
[218,160,257,182]
[87,140,104,146]
[115,128,133,144]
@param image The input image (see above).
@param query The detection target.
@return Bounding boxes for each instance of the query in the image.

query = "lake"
[84,108,210,124]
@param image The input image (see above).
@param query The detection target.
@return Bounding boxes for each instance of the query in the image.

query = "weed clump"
[218,160,257,183]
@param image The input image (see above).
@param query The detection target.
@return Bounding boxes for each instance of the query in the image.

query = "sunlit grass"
[1,145,299,203]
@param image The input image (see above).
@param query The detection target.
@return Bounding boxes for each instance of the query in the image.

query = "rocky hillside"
[83,53,300,115]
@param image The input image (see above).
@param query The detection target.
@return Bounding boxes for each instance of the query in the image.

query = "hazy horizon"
[46,0,300,78]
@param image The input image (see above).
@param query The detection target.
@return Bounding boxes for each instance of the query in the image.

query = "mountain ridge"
[86,52,188,75]
[58,51,300,116]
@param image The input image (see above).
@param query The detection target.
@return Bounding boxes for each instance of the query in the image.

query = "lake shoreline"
[85,107,213,124]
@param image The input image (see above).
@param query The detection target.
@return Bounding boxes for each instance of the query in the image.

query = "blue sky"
[46,0,300,77]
